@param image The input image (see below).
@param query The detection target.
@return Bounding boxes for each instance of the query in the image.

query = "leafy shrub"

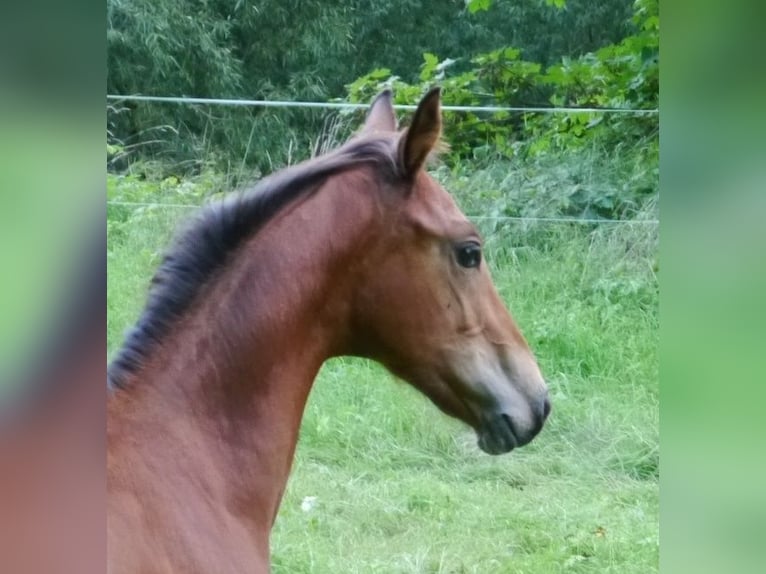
[107,0,643,171]
[345,0,658,163]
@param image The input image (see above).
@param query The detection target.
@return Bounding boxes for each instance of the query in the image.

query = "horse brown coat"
[108,89,549,573]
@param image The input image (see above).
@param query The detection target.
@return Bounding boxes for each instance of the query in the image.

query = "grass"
[107,150,658,573]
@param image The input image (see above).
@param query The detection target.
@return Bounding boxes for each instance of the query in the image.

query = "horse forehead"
[410,173,470,225]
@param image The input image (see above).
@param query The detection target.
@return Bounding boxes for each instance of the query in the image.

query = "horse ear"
[361,89,397,133]
[399,87,442,178]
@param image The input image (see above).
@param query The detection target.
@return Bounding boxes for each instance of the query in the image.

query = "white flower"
[300,496,317,513]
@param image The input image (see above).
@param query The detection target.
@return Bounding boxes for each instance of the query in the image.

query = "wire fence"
[107,94,658,227]
[106,200,658,225]
[106,94,658,115]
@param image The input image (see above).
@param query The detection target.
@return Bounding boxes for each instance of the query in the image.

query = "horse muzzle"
[476,394,551,455]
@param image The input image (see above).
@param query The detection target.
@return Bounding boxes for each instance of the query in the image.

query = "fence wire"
[107,200,657,225]
[107,94,658,227]
[107,94,658,115]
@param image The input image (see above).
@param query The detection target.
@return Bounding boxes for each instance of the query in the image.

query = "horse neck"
[109,167,382,531]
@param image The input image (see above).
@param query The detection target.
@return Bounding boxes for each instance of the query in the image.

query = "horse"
[107,88,550,573]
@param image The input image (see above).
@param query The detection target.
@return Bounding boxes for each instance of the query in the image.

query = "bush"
[345,0,658,164]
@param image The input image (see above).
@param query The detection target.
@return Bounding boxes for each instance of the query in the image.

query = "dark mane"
[108,136,399,389]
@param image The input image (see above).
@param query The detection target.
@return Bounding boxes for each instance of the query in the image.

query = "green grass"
[107,154,658,573]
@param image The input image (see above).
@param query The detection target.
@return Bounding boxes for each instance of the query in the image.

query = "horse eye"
[455,242,482,268]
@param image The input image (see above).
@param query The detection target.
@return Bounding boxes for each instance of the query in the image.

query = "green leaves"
[108,0,657,173]
[420,53,439,82]
[466,0,566,13]
[344,0,657,166]
[466,0,492,15]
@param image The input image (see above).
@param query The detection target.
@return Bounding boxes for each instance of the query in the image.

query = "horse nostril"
[527,395,551,438]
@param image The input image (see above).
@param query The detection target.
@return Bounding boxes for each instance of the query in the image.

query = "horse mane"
[108,135,400,389]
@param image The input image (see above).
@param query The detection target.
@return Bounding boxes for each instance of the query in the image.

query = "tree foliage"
[347,0,657,161]
[107,0,643,170]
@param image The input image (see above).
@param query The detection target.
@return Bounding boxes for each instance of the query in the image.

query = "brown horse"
[107,88,550,573]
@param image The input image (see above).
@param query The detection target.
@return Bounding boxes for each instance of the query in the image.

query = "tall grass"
[107,146,658,572]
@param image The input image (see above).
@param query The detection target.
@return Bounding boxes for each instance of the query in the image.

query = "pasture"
[107,148,658,573]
